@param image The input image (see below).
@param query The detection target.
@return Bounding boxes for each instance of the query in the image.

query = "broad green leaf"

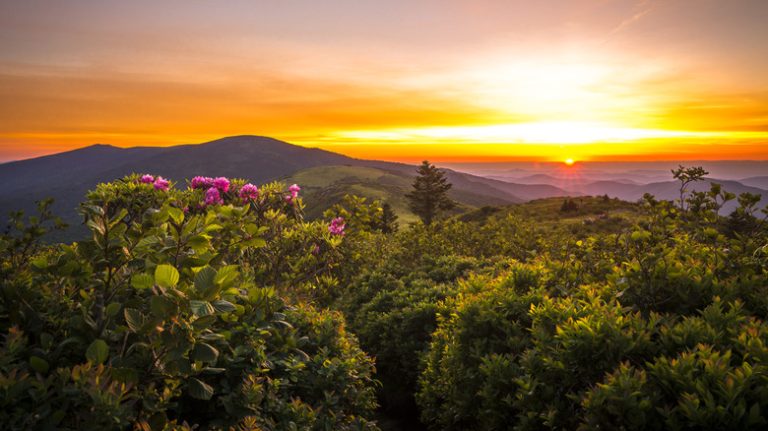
[190,300,215,317]
[214,265,240,289]
[31,256,48,269]
[187,235,211,252]
[192,315,217,329]
[167,206,184,225]
[211,300,236,314]
[194,266,217,296]
[188,377,214,400]
[108,208,129,229]
[86,339,109,364]
[155,264,179,288]
[192,342,220,363]
[124,308,144,332]
[150,296,176,318]
[131,273,154,290]
[29,356,49,373]
[105,302,121,317]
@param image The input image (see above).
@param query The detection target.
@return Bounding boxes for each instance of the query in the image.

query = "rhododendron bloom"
[205,187,223,205]
[213,177,230,192]
[328,217,346,236]
[239,183,259,201]
[191,176,213,189]
[286,183,301,203]
[140,174,154,184]
[153,176,170,191]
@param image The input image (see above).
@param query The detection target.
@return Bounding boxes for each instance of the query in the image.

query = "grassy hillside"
[284,165,517,224]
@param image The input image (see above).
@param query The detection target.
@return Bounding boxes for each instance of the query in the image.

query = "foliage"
[0,174,378,430]
[671,165,709,211]
[3,165,768,430]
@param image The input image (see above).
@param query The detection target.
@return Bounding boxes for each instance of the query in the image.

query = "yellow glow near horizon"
[331,121,768,145]
[564,158,575,166]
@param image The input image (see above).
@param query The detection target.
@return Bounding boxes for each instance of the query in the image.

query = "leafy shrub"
[0,174,378,430]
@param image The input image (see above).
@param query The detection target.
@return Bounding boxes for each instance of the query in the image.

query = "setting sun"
[564,158,575,166]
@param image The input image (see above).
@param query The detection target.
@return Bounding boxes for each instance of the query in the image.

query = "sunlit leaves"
[154,264,179,288]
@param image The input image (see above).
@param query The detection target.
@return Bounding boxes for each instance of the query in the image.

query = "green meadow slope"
[284,165,518,223]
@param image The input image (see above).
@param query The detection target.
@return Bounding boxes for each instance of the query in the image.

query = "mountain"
[488,173,640,188]
[0,135,571,241]
[569,178,767,214]
[740,176,768,190]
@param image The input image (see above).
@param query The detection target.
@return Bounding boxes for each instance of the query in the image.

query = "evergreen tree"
[405,160,456,225]
[379,202,399,233]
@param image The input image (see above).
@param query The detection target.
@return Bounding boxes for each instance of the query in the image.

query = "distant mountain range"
[2,135,764,242]
[0,135,572,241]
[447,160,768,214]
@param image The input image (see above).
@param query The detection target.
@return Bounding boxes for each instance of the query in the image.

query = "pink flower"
[239,183,259,201]
[328,217,345,236]
[205,187,223,206]
[140,174,154,184]
[213,177,230,192]
[191,176,213,189]
[153,176,170,191]
[285,183,301,203]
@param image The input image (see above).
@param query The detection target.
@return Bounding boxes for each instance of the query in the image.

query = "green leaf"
[29,356,49,373]
[150,296,176,318]
[124,308,144,332]
[192,315,217,329]
[214,265,240,289]
[187,235,211,252]
[131,273,154,290]
[155,264,179,288]
[31,256,48,269]
[243,237,267,248]
[188,377,214,400]
[167,206,184,225]
[211,300,236,314]
[108,208,128,229]
[192,342,220,363]
[190,300,215,317]
[105,302,121,317]
[194,266,217,296]
[86,339,109,364]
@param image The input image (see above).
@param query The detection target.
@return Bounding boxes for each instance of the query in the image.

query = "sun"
[564,158,575,166]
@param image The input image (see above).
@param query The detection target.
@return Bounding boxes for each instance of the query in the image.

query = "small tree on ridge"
[406,160,456,225]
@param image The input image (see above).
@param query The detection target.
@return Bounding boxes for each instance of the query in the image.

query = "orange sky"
[1,0,767,162]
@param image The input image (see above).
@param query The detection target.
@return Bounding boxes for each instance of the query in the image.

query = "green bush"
[0,174,378,430]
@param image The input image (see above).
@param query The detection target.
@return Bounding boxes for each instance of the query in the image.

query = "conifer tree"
[405,160,456,225]
[379,202,399,233]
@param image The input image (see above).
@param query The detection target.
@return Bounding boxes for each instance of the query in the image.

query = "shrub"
[0,174,379,430]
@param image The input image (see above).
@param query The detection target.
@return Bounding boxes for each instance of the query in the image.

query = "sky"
[1,0,767,163]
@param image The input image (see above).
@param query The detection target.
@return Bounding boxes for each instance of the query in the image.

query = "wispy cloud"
[607,0,659,37]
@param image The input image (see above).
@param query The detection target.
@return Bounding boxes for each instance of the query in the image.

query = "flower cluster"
[190,176,234,206]
[191,176,214,189]
[143,174,297,209]
[285,184,301,203]
[239,183,259,202]
[205,187,223,206]
[328,217,346,236]
[138,174,170,191]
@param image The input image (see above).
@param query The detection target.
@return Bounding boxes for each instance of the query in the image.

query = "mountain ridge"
[0,135,573,241]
